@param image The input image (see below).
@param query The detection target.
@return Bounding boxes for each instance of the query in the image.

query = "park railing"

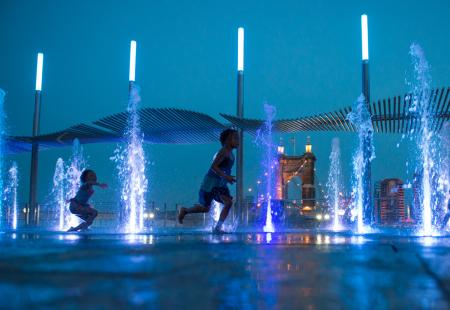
[0,196,420,231]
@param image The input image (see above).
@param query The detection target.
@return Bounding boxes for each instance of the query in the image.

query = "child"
[67,169,107,232]
[178,128,239,233]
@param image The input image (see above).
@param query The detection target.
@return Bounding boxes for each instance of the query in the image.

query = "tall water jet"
[256,103,277,233]
[408,44,447,235]
[113,84,148,233]
[439,123,450,230]
[0,89,5,226]
[347,95,375,233]
[4,162,19,229]
[326,138,343,230]
[51,158,66,230]
[65,139,87,229]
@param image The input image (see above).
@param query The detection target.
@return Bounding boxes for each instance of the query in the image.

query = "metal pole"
[28,90,42,226]
[362,60,373,225]
[362,61,370,104]
[236,70,244,225]
[129,81,134,94]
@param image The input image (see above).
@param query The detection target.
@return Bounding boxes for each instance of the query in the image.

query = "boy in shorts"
[178,129,239,233]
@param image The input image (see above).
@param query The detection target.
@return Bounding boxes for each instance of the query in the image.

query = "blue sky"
[1,0,449,208]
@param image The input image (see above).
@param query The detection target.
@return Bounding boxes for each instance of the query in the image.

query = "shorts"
[69,199,97,223]
[198,187,232,207]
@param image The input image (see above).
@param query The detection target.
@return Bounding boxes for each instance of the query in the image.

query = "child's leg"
[184,204,211,213]
[178,190,212,224]
[83,206,98,228]
[214,195,233,231]
[178,204,210,224]
[218,195,233,222]
[70,206,98,231]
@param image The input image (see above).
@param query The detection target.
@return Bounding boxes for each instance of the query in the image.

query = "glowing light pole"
[361,14,370,103]
[129,40,136,90]
[236,27,245,224]
[361,14,373,226]
[28,52,44,225]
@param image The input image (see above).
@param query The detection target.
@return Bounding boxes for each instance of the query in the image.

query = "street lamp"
[236,27,245,223]
[360,14,373,228]
[361,14,369,61]
[35,53,44,91]
[129,40,137,83]
[237,27,244,71]
[29,52,44,225]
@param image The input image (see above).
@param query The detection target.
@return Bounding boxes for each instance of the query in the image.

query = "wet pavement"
[0,230,449,309]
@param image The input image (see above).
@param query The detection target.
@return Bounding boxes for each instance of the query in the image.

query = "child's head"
[220,129,239,148]
[80,169,97,184]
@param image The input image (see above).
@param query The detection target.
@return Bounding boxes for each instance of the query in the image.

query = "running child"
[178,128,239,233]
[67,169,107,232]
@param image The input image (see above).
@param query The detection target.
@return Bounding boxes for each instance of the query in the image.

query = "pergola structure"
[6,87,449,154]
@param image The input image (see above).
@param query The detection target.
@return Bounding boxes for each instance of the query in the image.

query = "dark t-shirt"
[74,183,94,206]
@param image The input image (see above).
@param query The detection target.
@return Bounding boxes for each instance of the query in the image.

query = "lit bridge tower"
[276,136,316,208]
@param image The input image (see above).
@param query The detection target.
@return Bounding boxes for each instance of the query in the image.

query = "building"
[374,178,406,225]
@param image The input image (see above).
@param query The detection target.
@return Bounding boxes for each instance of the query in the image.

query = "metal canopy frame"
[222,87,450,134]
[6,88,450,154]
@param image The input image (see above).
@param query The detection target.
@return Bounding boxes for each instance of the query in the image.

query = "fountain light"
[361,15,369,61]
[129,40,137,82]
[237,27,244,71]
[35,53,44,91]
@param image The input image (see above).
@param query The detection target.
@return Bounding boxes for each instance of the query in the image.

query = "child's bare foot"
[178,207,187,224]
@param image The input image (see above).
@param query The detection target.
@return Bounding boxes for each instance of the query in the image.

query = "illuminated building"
[276,136,316,209]
[374,178,406,225]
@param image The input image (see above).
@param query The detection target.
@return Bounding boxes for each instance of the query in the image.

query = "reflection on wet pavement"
[0,231,449,309]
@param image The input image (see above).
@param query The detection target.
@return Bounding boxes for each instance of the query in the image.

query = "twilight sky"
[1,0,449,208]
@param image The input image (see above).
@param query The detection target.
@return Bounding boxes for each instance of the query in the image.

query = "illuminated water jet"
[113,84,148,233]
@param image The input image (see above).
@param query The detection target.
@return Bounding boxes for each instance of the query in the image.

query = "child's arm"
[96,183,108,189]
[211,149,236,184]
[86,180,108,189]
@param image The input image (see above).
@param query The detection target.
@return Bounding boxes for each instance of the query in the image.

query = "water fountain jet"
[113,84,148,233]
[326,138,343,231]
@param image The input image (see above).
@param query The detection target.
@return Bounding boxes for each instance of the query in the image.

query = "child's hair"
[80,169,95,183]
[220,129,238,146]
